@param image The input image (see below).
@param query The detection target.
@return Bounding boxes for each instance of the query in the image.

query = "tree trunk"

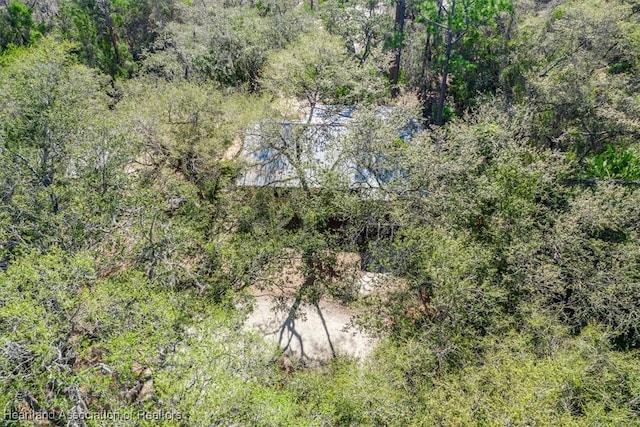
[435,30,452,125]
[435,1,455,126]
[420,32,434,122]
[390,0,406,97]
[98,0,121,75]
[420,0,445,123]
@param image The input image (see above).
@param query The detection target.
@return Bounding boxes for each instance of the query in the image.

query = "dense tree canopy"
[1,0,640,425]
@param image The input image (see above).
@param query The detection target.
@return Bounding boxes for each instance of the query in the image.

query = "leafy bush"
[0,1,43,51]
[586,145,640,180]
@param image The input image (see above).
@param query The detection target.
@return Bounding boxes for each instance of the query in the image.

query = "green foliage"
[0,249,204,425]
[418,327,640,425]
[586,144,640,180]
[354,102,575,368]
[261,29,386,108]
[0,1,43,51]
[2,2,640,424]
[116,78,246,187]
[58,0,174,76]
[523,184,640,347]
[512,0,640,155]
[142,0,309,87]
[154,305,301,426]
[0,249,94,420]
[319,0,393,66]
[0,37,132,258]
[400,0,514,123]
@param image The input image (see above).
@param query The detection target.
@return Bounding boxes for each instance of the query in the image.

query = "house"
[233,105,422,190]
[229,104,421,270]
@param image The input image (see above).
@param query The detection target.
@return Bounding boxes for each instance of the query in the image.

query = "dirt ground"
[244,294,375,363]
[241,252,397,363]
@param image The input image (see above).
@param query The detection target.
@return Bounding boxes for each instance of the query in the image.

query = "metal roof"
[235,105,420,189]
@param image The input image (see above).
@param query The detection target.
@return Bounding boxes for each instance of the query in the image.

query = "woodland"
[1,0,640,425]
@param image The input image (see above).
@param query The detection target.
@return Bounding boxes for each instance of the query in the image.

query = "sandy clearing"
[243,294,375,363]
[240,252,401,363]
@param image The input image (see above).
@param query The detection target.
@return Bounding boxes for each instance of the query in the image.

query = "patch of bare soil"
[242,252,399,364]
